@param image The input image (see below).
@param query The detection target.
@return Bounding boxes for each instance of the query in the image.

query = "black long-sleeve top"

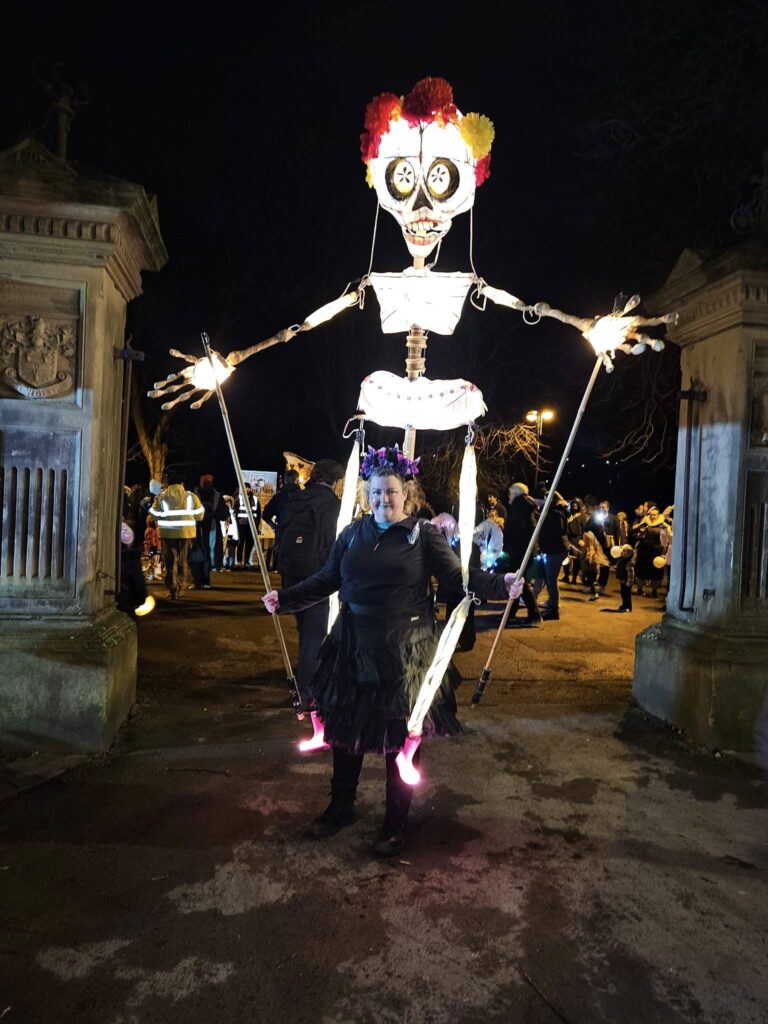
[277,514,509,614]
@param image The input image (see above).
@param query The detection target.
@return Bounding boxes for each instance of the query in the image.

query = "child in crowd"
[581,530,610,600]
[143,515,161,581]
[615,543,636,612]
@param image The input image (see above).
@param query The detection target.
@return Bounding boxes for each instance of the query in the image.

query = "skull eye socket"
[426,159,459,200]
[385,159,417,200]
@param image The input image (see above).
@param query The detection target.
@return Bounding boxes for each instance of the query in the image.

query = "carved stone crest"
[1,316,76,398]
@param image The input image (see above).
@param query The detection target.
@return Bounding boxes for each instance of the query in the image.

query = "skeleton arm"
[472,280,527,313]
[533,296,678,372]
[148,285,366,410]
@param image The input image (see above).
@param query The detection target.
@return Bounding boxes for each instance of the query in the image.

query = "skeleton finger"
[621,294,641,315]
[161,387,197,410]
[168,348,198,364]
[190,389,215,410]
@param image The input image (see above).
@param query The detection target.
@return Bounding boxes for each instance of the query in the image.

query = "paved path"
[0,574,765,1024]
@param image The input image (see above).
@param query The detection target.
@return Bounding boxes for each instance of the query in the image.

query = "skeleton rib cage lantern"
[149,77,677,773]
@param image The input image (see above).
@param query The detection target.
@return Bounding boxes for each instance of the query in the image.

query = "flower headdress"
[359,444,420,481]
[360,77,495,187]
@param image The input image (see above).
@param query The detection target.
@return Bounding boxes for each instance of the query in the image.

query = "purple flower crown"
[359,444,420,481]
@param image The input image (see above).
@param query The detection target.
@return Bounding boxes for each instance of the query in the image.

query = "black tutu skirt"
[312,605,462,755]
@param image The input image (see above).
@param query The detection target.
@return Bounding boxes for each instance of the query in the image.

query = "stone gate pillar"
[633,241,768,750]
[0,139,167,750]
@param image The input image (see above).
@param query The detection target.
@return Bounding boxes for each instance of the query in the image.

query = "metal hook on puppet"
[342,413,366,440]
[395,733,422,786]
[469,277,489,313]
[522,306,542,326]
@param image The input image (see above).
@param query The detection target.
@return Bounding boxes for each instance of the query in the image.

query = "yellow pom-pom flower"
[459,113,495,159]
[365,162,375,188]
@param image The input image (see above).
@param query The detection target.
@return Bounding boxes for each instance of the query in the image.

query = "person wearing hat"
[633,503,667,598]
[195,474,229,578]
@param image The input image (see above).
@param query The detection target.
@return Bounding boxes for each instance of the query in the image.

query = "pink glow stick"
[395,733,422,785]
[298,711,330,753]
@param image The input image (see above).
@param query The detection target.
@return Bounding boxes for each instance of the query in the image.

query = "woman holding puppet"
[263,445,522,857]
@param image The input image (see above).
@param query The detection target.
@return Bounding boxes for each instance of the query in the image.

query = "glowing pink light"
[298,711,330,753]
[395,733,422,786]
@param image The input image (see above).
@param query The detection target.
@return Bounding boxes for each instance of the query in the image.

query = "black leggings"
[331,746,421,830]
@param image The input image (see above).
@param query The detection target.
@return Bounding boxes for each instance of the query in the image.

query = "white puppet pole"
[396,431,478,785]
[200,332,305,719]
[471,355,604,706]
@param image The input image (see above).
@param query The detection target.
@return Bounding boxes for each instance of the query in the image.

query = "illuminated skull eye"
[426,159,459,200]
[385,159,417,200]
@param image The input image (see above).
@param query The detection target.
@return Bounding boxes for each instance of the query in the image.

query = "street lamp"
[525,408,555,492]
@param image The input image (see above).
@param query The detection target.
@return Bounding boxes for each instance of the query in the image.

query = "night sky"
[4,1,766,510]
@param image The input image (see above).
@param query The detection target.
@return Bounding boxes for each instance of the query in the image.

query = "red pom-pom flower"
[475,153,492,186]
[402,77,457,125]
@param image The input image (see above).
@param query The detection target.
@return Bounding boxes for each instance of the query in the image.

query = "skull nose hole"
[412,186,433,212]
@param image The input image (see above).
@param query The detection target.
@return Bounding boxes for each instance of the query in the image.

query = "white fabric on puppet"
[396,436,478,786]
[358,371,486,431]
[370,268,474,335]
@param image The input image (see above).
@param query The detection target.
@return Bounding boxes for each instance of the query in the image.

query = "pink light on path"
[395,734,422,786]
[298,711,330,753]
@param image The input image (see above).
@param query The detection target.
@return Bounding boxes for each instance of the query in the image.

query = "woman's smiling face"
[369,473,407,524]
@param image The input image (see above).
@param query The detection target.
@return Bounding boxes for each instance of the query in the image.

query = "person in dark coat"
[263,469,301,569]
[195,474,229,574]
[535,488,569,620]
[263,446,523,857]
[633,503,667,596]
[503,482,542,626]
[277,460,344,705]
[564,496,588,583]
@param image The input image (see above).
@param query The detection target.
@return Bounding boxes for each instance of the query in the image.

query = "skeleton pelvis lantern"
[361,78,494,259]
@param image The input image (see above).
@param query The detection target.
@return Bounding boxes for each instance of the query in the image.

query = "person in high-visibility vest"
[150,469,204,599]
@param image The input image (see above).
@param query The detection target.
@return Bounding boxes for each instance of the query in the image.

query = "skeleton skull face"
[368,117,477,259]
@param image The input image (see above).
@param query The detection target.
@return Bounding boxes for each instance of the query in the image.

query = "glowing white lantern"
[190,352,234,390]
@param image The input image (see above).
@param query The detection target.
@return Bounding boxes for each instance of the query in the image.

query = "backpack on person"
[277,502,324,578]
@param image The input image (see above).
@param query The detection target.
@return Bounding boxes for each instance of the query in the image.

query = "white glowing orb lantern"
[191,352,234,390]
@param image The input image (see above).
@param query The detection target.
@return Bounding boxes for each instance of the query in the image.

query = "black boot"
[307,786,357,838]
[307,749,362,838]
[373,752,417,857]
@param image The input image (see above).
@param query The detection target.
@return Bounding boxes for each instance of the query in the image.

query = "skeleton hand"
[148,289,363,410]
[533,295,678,372]
[147,348,235,410]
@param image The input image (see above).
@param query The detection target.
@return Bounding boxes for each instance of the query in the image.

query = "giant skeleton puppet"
[150,78,677,772]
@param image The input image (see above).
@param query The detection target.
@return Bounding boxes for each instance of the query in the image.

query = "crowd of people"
[121,472,271,605]
[490,487,674,626]
[118,455,672,856]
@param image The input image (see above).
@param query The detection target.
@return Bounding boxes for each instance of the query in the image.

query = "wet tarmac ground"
[1,573,766,1023]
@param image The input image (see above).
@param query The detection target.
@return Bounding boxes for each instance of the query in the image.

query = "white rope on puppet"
[396,429,478,785]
